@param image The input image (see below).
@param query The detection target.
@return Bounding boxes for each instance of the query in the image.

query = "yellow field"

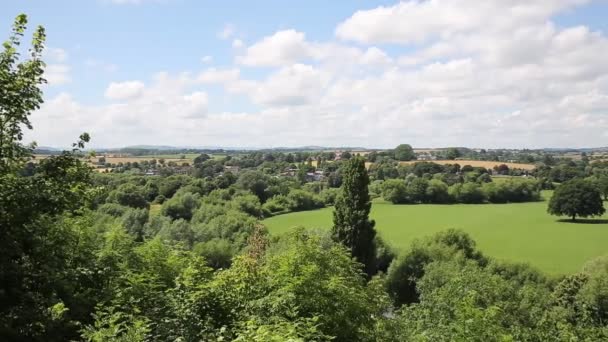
[398,159,536,170]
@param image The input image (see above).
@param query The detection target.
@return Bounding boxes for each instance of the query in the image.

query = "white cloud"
[197,68,240,84]
[244,64,330,106]
[201,55,213,63]
[28,74,209,147]
[232,39,244,48]
[359,47,392,65]
[336,0,589,44]
[104,81,145,100]
[237,30,310,66]
[45,64,71,85]
[45,47,68,63]
[218,23,236,40]
[26,1,608,148]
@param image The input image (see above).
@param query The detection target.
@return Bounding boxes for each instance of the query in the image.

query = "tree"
[161,192,201,221]
[548,179,605,221]
[331,156,377,276]
[0,14,46,172]
[193,153,210,166]
[236,171,272,202]
[382,179,408,204]
[445,147,461,160]
[394,144,415,161]
[107,183,149,209]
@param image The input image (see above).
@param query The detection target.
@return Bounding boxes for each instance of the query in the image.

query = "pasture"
[263,193,608,274]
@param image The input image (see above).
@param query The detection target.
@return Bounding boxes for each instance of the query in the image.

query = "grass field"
[263,192,608,274]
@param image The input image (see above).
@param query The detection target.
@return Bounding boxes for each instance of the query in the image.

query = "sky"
[2,0,608,149]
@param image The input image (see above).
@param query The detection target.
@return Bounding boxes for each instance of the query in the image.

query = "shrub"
[286,189,323,211]
[161,192,201,221]
[382,179,408,204]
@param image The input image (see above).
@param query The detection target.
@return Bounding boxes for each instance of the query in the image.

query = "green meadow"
[263,192,608,274]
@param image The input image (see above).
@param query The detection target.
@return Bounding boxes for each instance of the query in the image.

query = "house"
[174,166,192,175]
[144,169,160,176]
[417,153,436,161]
[280,167,298,177]
[305,170,325,182]
[224,165,240,174]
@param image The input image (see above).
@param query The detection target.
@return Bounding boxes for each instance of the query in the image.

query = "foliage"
[161,191,200,220]
[386,229,486,305]
[0,14,46,172]
[332,156,377,276]
[393,144,415,161]
[548,178,605,220]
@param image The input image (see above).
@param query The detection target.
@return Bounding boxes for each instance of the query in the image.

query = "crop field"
[399,159,537,170]
[263,193,608,274]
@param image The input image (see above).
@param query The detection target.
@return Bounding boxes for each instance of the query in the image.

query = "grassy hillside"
[263,192,608,274]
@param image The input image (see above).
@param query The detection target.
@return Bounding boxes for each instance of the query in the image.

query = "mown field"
[263,192,608,274]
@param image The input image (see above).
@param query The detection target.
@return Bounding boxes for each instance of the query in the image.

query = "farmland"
[263,192,608,274]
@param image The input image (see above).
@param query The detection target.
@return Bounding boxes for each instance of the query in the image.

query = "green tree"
[393,144,415,161]
[0,14,46,172]
[381,179,408,204]
[548,179,605,221]
[0,15,97,339]
[236,170,271,202]
[331,156,377,276]
[162,192,201,221]
[445,147,461,160]
[107,183,149,209]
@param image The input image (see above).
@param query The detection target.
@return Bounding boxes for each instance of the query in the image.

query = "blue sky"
[2,0,608,148]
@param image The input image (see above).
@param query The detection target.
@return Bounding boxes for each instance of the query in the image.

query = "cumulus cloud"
[237,30,310,66]
[28,74,209,147]
[197,68,240,84]
[27,1,608,148]
[241,64,330,106]
[336,0,589,44]
[45,64,71,85]
[104,81,145,100]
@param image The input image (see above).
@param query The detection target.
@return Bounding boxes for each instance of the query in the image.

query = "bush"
[193,238,235,269]
[107,183,149,209]
[98,203,129,217]
[319,187,339,205]
[449,182,485,203]
[425,179,450,203]
[262,195,292,216]
[483,179,540,203]
[286,189,323,211]
[386,229,486,305]
[406,177,429,203]
[121,207,149,241]
[382,179,408,204]
[230,193,263,218]
[374,236,396,274]
[161,192,201,221]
